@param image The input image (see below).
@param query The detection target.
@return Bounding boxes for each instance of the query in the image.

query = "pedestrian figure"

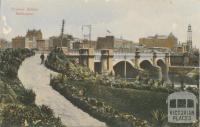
[40,53,45,64]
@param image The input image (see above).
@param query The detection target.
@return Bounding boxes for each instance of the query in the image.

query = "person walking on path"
[40,53,45,64]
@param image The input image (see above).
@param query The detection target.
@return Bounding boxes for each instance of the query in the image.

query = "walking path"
[18,54,107,127]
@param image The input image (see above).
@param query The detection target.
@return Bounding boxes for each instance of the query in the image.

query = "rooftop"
[142,32,177,40]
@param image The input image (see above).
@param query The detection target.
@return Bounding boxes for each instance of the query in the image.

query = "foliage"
[64,62,93,81]
[192,121,199,127]
[151,109,167,127]
[46,48,93,81]
[40,105,54,117]
[0,48,65,127]
[18,89,36,105]
[50,79,148,127]
[0,48,34,78]
[1,104,65,127]
[46,48,198,127]
[1,104,25,127]
[0,49,35,104]
[186,87,199,96]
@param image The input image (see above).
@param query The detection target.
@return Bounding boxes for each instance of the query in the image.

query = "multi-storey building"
[49,34,74,50]
[139,33,178,49]
[12,29,46,50]
[37,39,47,51]
[12,36,26,49]
[96,36,134,51]
[73,39,96,50]
[26,29,43,40]
[25,29,43,49]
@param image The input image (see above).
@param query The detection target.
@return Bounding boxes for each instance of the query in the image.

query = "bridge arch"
[113,60,135,67]
[139,60,161,79]
[113,60,139,78]
[139,60,153,70]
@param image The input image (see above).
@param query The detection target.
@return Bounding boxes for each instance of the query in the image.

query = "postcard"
[0,0,199,127]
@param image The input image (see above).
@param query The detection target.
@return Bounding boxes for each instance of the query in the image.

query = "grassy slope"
[72,81,169,122]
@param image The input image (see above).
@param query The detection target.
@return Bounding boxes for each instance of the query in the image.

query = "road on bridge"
[18,54,107,127]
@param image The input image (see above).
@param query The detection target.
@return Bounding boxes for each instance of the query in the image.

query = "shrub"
[1,104,25,127]
[1,104,65,127]
[19,89,36,105]
[40,105,54,117]
[151,109,167,127]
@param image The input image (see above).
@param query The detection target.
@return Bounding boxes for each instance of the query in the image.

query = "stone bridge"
[65,48,171,81]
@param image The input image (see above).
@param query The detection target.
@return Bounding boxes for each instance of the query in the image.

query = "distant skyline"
[0,0,200,48]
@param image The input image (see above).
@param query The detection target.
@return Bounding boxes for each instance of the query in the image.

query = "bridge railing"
[67,50,168,61]
[113,53,135,60]
[155,52,167,56]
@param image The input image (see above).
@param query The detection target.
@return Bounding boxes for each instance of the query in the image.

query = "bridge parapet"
[113,53,135,61]
[67,50,169,63]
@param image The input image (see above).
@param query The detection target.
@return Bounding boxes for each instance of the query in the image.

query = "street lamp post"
[82,25,92,48]
[60,19,65,50]
[123,43,127,82]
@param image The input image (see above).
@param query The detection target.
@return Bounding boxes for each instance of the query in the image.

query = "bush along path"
[0,48,65,127]
[50,77,148,127]
[46,48,148,127]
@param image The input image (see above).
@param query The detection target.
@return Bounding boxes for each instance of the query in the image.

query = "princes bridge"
[64,48,171,81]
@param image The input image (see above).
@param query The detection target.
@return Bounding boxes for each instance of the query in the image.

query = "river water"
[18,54,107,127]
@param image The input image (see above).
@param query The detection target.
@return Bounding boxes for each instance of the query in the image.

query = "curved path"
[18,54,107,127]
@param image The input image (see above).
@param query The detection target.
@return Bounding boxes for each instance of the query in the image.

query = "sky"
[0,0,200,48]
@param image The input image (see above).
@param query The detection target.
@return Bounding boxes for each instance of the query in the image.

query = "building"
[26,29,43,40]
[49,34,75,50]
[12,36,26,49]
[25,29,43,49]
[139,33,178,49]
[36,39,46,51]
[173,42,188,53]
[73,39,96,50]
[96,36,134,51]
[0,39,8,49]
[173,25,196,54]
[12,29,45,50]
[187,24,192,52]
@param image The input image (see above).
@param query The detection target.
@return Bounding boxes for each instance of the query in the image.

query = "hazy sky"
[1,0,200,48]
